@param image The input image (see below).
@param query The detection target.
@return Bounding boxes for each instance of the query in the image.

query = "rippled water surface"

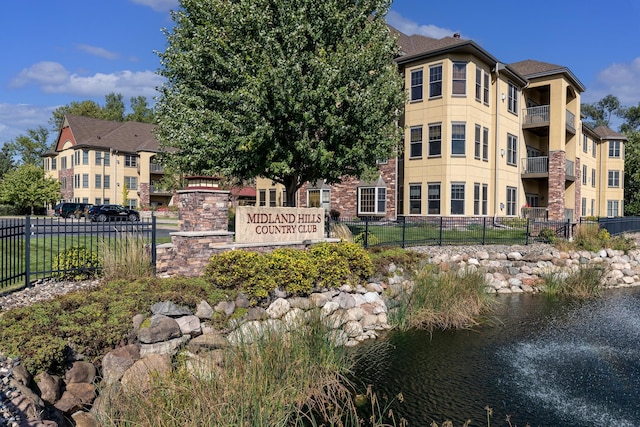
[351,288,640,426]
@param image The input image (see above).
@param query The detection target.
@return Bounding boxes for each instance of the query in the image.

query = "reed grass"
[390,267,494,331]
[541,263,606,299]
[100,232,154,281]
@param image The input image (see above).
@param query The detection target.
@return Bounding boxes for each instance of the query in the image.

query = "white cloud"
[10,62,70,88]
[0,103,57,144]
[8,62,164,100]
[584,57,640,106]
[130,0,179,12]
[386,10,457,39]
[76,44,120,60]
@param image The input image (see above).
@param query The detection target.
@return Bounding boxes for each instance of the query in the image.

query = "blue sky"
[2,0,639,145]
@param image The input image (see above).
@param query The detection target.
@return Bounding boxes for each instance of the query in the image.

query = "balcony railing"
[150,185,172,194]
[523,105,550,126]
[565,159,575,179]
[565,209,574,221]
[150,163,164,173]
[566,109,576,134]
[521,156,549,174]
[522,207,548,220]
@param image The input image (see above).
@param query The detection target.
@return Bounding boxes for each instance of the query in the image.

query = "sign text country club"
[235,207,325,244]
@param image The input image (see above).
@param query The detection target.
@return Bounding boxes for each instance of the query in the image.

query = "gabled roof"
[593,125,628,141]
[509,59,586,92]
[56,115,159,154]
[390,26,527,87]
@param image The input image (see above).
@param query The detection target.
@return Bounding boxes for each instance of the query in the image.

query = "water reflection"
[351,288,640,426]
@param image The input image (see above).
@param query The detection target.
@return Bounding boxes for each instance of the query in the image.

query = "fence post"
[439,217,443,246]
[24,215,31,287]
[482,217,487,245]
[401,216,406,249]
[151,216,157,270]
[364,217,369,248]
[525,218,530,245]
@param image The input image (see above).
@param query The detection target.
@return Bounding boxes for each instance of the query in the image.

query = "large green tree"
[155,0,405,206]
[0,144,15,179]
[4,126,51,166]
[0,164,60,214]
[581,94,622,129]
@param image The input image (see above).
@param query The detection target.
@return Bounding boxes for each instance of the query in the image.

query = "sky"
[2,0,640,145]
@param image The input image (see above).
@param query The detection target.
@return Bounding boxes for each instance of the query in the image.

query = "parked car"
[53,202,93,219]
[87,205,140,222]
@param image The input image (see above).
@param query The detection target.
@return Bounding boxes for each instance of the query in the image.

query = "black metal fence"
[326,216,575,249]
[1,216,156,290]
[595,216,640,236]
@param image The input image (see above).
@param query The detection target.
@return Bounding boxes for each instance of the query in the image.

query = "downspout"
[493,63,503,217]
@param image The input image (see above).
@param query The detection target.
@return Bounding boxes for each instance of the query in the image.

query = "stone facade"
[547,150,566,221]
[59,169,74,202]
[138,182,150,208]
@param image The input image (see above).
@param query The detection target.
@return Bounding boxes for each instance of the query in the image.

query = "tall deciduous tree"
[5,126,51,166]
[126,96,155,123]
[0,164,60,214]
[49,100,103,130]
[581,94,622,128]
[0,145,15,179]
[102,93,126,122]
[624,130,640,215]
[155,0,405,206]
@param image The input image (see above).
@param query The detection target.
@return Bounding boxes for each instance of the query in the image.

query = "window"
[452,62,466,95]
[427,183,440,215]
[82,150,89,165]
[61,177,67,189]
[506,186,517,216]
[125,154,137,168]
[51,158,57,170]
[95,175,102,189]
[583,135,588,153]
[451,123,466,155]
[126,199,137,209]
[95,198,102,206]
[259,190,266,206]
[269,189,277,207]
[475,69,482,101]
[409,184,421,215]
[482,184,488,215]
[608,170,620,187]
[44,158,49,171]
[591,199,595,216]
[429,64,442,98]
[410,126,423,158]
[282,189,287,207]
[592,169,596,188]
[609,140,621,158]
[582,165,587,185]
[103,175,111,189]
[74,151,80,166]
[82,173,89,188]
[592,140,596,158]
[607,200,619,217]
[507,134,517,166]
[74,174,80,189]
[104,152,111,166]
[482,127,489,161]
[410,68,423,101]
[450,183,465,215]
[95,152,102,166]
[307,189,330,211]
[474,183,481,215]
[483,72,490,104]
[582,197,587,216]
[474,125,481,159]
[358,187,386,215]
[125,176,138,190]
[428,124,442,157]
[508,82,518,114]
[61,157,67,169]
[104,198,110,204]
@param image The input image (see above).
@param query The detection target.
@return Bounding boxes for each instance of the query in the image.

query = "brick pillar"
[139,182,150,207]
[177,189,230,232]
[547,150,566,221]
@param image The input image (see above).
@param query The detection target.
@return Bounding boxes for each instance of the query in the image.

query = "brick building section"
[59,169,74,201]
[547,150,566,221]
[298,159,397,220]
[138,182,150,207]
[178,190,231,232]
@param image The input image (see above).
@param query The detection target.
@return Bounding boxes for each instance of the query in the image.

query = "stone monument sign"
[235,206,325,244]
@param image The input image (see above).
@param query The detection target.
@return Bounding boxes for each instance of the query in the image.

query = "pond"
[351,288,640,426]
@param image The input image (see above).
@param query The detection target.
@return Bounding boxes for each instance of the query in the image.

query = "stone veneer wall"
[547,150,566,221]
[138,182,150,207]
[574,157,581,222]
[59,169,74,201]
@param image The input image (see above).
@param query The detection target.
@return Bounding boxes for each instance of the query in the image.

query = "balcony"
[150,163,164,174]
[523,105,550,131]
[566,109,576,134]
[565,159,575,181]
[522,206,548,220]
[521,156,548,178]
[150,185,172,195]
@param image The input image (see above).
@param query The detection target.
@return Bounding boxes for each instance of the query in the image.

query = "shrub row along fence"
[328,216,579,249]
[0,216,156,291]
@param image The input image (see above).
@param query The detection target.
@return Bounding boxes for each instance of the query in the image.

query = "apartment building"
[43,115,172,209]
[257,27,625,220]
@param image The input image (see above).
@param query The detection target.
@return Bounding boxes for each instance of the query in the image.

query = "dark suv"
[87,205,140,222]
[53,202,93,219]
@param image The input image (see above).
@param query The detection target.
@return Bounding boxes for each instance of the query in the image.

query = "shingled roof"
[510,59,585,92]
[593,125,628,140]
[56,115,159,154]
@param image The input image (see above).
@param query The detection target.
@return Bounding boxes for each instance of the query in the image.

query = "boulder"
[195,300,214,319]
[151,301,192,317]
[65,361,97,384]
[120,353,172,393]
[101,344,140,386]
[35,371,63,405]
[138,314,182,344]
[175,315,202,336]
